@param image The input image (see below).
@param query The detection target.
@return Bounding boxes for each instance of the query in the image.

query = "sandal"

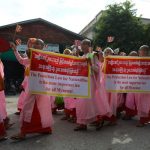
[74,125,87,131]
[14,112,20,115]
[0,135,8,142]
[122,116,132,120]
[61,116,69,120]
[10,133,26,141]
[136,123,145,127]
[106,121,117,126]
[41,131,52,135]
[96,120,104,131]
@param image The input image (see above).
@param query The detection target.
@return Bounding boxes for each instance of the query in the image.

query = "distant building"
[0,18,83,94]
[0,18,83,53]
[79,11,150,40]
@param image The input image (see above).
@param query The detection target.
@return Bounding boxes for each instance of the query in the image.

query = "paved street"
[0,96,150,150]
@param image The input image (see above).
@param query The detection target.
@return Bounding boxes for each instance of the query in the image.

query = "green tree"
[93,0,145,54]
[144,23,150,45]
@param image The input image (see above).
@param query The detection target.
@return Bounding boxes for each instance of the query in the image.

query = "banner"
[29,49,90,98]
[105,56,150,93]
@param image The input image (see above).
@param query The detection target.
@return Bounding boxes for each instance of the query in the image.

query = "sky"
[0,0,150,33]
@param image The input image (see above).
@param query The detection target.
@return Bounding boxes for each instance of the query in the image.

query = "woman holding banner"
[74,39,104,131]
[123,51,138,120]
[10,39,53,140]
[97,47,125,125]
[124,45,150,127]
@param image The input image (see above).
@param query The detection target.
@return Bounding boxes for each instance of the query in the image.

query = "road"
[0,96,150,150]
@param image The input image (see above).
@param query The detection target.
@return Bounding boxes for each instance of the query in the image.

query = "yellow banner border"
[107,89,150,93]
[30,48,87,60]
[105,55,150,60]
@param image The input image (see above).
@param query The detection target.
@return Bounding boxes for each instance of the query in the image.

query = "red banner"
[29,49,90,98]
[105,56,150,93]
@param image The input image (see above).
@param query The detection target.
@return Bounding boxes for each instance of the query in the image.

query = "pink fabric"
[64,97,75,110]
[100,62,124,116]
[109,93,119,115]
[0,91,7,120]
[14,50,54,128]
[14,51,30,66]
[95,61,112,117]
[125,93,136,110]
[0,61,4,78]
[17,91,27,111]
[117,93,125,108]
[126,93,150,118]
[22,76,28,89]
[17,76,29,111]
[108,92,125,116]
[75,54,99,125]
[50,96,56,109]
[135,93,150,118]
[99,63,113,117]
[20,93,54,128]
[0,62,7,120]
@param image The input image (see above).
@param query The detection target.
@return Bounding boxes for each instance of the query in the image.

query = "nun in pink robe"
[135,93,150,126]
[124,93,137,119]
[98,62,117,124]
[133,45,150,127]
[0,61,8,123]
[0,114,6,140]
[101,48,125,124]
[11,40,53,140]
[61,97,76,120]
[0,60,7,140]
[75,52,99,131]
[92,54,112,125]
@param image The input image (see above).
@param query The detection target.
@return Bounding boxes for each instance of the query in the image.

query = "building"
[0,18,83,53]
[0,18,83,94]
[79,11,150,40]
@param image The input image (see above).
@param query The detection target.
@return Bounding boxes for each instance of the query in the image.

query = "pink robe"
[125,93,150,119]
[50,96,56,109]
[0,91,7,120]
[100,62,125,116]
[95,61,111,117]
[0,114,5,136]
[0,61,7,120]
[17,76,28,111]
[109,93,125,115]
[125,93,136,111]
[14,51,53,129]
[64,97,75,110]
[75,54,99,125]
[135,93,150,118]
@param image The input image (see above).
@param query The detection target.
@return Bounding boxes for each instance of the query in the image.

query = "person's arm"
[10,43,29,66]
[91,55,99,74]
[98,51,104,62]
[14,50,29,66]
